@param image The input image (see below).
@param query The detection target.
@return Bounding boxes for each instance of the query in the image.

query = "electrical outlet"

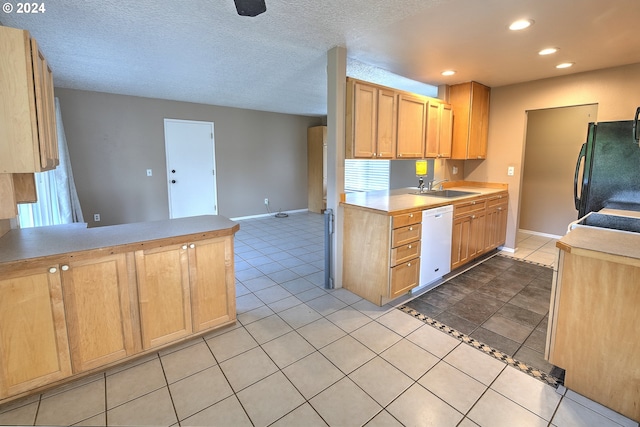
[264,198,269,205]
[146,169,152,177]
[94,213,101,222]
[507,166,515,176]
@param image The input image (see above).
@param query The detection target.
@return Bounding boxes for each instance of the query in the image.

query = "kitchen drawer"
[390,242,420,266]
[391,223,421,248]
[392,211,421,229]
[486,192,508,207]
[454,199,486,217]
[389,259,420,298]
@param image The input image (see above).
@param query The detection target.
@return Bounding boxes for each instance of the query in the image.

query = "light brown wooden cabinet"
[451,199,486,270]
[0,217,238,403]
[135,243,193,350]
[0,264,72,398]
[0,26,58,173]
[343,207,421,305]
[547,246,640,422]
[61,254,138,372]
[346,79,397,159]
[425,102,453,159]
[345,78,452,160]
[396,93,427,159]
[188,237,236,332]
[484,192,508,252]
[307,126,327,213]
[135,236,236,349]
[450,81,490,160]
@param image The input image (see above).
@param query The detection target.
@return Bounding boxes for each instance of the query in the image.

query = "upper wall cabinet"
[345,78,451,160]
[450,81,490,160]
[425,102,453,159]
[0,26,59,173]
[346,79,397,159]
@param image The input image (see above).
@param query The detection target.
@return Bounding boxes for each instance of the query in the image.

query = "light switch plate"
[507,166,515,176]
[146,169,153,177]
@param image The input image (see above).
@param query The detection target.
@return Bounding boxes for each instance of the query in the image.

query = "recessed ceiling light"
[509,19,534,31]
[441,70,456,76]
[556,62,574,69]
[539,47,559,55]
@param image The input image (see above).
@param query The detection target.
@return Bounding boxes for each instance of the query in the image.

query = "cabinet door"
[30,38,58,171]
[0,265,71,398]
[424,101,440,158]
[189,237,236,332]
[438,103,453,158]
[376,88,397,158]
[451,215,472,270]
[61,254,136,372]
[397,93,427,158]
[135,244,192,349]
[467,82,490,160]
[352,82,377,158]
[469,211,486,259]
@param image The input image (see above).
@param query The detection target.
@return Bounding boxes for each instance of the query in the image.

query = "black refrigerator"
[574,109,640,218]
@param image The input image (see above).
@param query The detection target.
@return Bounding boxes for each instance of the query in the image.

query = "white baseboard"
[231,208,309,221]
[518,228,563,239]
[499,246,516,253]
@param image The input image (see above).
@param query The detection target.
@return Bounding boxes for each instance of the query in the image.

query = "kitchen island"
[546,209,640,422]
[0,215,239,403]
[341,181,508,306]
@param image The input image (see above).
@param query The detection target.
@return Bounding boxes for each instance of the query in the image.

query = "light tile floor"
[0,212,637,427]
[508,230,560,268]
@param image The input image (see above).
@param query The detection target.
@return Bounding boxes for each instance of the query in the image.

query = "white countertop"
[0,215,239,264]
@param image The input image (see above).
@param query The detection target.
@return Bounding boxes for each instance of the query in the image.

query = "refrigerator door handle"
[574,142,587,210]
[634,107,640,144]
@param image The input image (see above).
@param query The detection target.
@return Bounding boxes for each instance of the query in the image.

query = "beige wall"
[465,62,640,249]
[56,89,323,226]
[520,104,598,236]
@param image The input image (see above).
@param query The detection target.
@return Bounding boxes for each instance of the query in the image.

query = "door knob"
[171,180,176,184]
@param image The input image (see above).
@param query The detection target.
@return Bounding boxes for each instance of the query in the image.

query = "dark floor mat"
[398,253,564,387]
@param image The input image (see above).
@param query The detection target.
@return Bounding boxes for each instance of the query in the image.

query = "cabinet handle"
[471,201,476,205]
[409,227,413,231]
[189,243,195,249]
[182,245,187,250]
[497,207,502,211]
[49,267,57,274]
[398,154,403,157]
[407,262,411,267]
[471,215,476,219]
[61,265,69,271]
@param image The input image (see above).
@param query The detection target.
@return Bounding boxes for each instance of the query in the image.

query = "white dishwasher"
[419,205,453,288]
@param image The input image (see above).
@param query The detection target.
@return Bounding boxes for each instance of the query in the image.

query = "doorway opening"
[519,104,598,237]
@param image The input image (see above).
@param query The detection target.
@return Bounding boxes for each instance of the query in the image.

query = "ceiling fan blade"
[234,0,266,17]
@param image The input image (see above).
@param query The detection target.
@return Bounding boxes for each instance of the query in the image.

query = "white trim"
[499,246,516,253]
[518,228,563,239]
[230,208,309,221]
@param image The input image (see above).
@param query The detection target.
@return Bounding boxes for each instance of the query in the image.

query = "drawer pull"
[61,265,69,271]
[471,215,476,219]
[49,267,57,274]
[498,207,502,211]
[409,227,413,231]
[182,245,188,250]
[409,214,413,218]
[471,201,476,205]
[189,243,195,249]
[407,262,411,267]
[408,245,412,249]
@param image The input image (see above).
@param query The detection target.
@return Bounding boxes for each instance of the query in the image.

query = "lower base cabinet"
[0,265,72,398]
[62,254,137,372]
[0,225,237,403]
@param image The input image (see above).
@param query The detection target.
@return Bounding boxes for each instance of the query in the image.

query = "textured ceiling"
[2,0,639,116]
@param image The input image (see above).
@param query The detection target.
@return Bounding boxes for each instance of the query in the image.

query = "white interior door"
[164,119,218,218]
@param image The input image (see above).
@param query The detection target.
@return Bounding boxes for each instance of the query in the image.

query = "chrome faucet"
[418,177,426,193]
[429,178,449,191]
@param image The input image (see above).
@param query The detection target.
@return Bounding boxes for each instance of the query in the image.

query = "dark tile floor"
[404,254,559,377]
